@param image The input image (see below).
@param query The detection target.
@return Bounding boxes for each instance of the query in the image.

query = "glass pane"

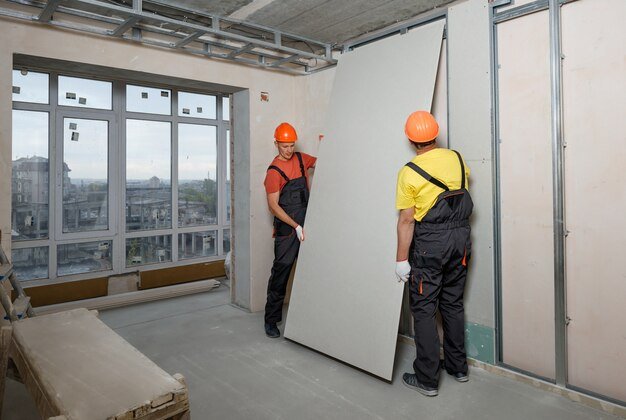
[223,228,231,254]
[63,118,109,233]
[58,76,112,110]
[11,110,49,240]
[126,120,172,231]
[178,124,217,227]
[57,241,112,276]
[178,230,217,260]
[126,235,171,267]
[178,91,216,119]
[12,247,48,280]
[126,85,171,115]
[222,96,230,121]
[226,128,231,222]
[12,70,49,104]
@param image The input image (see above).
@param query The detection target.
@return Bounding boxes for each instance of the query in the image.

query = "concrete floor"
[2,286,619,420]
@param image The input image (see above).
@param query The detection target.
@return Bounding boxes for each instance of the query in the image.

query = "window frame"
[11,67,232,286]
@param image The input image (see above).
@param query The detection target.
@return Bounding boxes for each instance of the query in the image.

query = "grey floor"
[3,286,618,420]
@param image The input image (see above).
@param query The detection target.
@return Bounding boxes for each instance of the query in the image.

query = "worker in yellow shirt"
[395,111,473,397]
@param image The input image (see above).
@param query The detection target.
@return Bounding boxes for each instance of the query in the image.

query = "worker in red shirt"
[263,122,316,338]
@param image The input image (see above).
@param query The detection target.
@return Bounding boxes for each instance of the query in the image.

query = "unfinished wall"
[562,0,626,402]
[247,68,336,313]
[0,17,298,311]
[497,10,556,379]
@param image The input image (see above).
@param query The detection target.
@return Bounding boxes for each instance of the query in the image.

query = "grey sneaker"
[402,373,438,397]
[264,323,280,338]
[448,371,469,382]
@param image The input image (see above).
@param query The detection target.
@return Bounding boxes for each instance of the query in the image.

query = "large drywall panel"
[447,0,494,332]
[284,21,445,380]
[398,37,448,338]
[562,0,626,402]
[432,39,449,149]
[497,10,556,379]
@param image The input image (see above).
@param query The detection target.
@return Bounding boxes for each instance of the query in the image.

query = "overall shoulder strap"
[452,150,466,189]
[295,152,306,177]
[405,162,449,191]
[267,165,290,182]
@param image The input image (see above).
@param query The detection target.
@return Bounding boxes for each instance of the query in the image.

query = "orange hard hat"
[274,122,298,143]
[404,111,439,143]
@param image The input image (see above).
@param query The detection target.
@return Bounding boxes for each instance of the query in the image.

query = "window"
[126,85,172,115]
[178,91,216,119]
[126,120,172,231]
[11,67,231,284]
[11,110,49,240]
[126,235,172,267]
[62,118,109,233]
[178,230,217,260]
[58,76,112,109]
[222,96,230,121]
[223,228,231,254]
[12,247,49,280]
[12,70,49,104]
[178,124,217,227]
[57,241,112,276]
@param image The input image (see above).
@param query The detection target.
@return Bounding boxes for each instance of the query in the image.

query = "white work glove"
[395,260,411,283]
[295,225,305,242]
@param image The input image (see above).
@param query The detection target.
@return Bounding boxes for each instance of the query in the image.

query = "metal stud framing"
[489,0,599,401]
[0,0,337,75]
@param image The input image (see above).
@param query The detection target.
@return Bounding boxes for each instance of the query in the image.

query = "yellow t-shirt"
[396,148,471,221]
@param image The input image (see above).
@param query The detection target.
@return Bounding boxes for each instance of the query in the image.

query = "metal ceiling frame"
[0,0,338,75]
[339,6,449,52]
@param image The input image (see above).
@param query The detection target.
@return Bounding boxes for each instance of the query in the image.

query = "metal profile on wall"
[490,0,596,400]
[492,0,578,24]
[0,0,337,75]
[547,0,567,388]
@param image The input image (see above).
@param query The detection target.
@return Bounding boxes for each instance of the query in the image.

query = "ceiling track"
[0,0,338,75]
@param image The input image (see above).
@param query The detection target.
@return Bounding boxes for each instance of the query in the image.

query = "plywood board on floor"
[284,20,445,381]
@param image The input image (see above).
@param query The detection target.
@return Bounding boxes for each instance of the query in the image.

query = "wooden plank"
[140,260,225,289]
[24,277,108,307]
[0,326,12,420]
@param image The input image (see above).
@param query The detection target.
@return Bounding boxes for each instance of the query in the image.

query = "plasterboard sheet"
[447,0,494,329]
[562,0,626,402]
[284,20,444,380]
[498,11,556,379]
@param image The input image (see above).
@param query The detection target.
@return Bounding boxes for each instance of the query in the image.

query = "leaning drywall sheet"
[284,21,444,380]
[447,0,494,332]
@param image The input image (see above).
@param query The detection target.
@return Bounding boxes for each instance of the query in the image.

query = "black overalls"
[406,150,473,388]
[264,152,310,325]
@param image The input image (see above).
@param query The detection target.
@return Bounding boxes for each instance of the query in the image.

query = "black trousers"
[264,232,301,324]
[409,226,471,388]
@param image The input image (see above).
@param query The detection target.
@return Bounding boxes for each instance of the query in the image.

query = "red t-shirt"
[264,152,317,194]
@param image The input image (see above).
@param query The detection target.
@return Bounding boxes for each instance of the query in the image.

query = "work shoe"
[402,373,438,397]
[265,323,280,338]
[448,371,469,383]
